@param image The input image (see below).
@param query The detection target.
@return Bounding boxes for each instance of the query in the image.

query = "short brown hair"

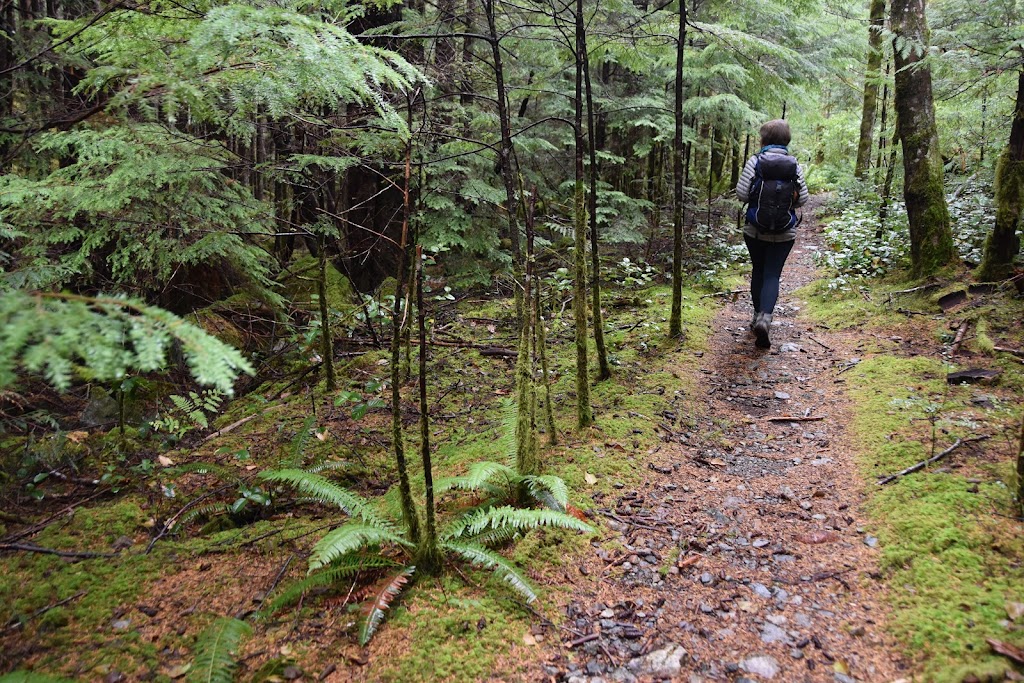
[759,119,792,147]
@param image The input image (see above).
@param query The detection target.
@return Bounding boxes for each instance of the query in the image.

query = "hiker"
[735,119,809,350]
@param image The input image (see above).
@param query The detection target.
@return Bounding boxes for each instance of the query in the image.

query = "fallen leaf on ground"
[585,473,598,485]
[1006,601,1024,621]
[523,633,537,646]
[795,530,840,544]
[158,455,175,467]
[988,638,1024,664]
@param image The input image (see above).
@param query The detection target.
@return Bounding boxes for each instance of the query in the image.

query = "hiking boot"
[750,312,759,332]
[753,313,772,349]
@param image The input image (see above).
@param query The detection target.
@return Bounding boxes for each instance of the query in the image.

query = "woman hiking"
[735,119,809,350]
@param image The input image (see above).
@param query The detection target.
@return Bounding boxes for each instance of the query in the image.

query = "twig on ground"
[807,335,834,351]
[0,543,117,559]
[146,484,234,553]
[877,436,990,485]
[766,415,825,422]
[1,488,110,544]
[259,554,295,606]
[994,345,1024,359]
[3,590,87,632]
[700,290,744,299]
[566,633,600,648]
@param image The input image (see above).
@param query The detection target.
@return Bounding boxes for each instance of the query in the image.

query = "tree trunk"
[573,0,592,427]
[483,0,523,319]
[582,19,610,381]
[855,0,886,179]
[415,245,441,572]
[891,0,955,277]
[977,69,1024,281]
[669,1,687,338]
[389,137,421,545]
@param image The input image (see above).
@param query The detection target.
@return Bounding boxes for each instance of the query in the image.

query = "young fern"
[442,542,537,604]
[262,556,398,615]
[187,617,251,683]
[358,566,416,646]
[259,469,392,529]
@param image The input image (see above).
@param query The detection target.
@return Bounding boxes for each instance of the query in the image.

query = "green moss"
[281,254,354,312]
[834,350,1024,680]
[374,579,533,683]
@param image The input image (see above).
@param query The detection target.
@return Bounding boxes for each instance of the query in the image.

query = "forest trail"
[540,200,911,683]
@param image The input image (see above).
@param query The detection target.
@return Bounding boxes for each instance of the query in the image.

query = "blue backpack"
[746,152,801,233]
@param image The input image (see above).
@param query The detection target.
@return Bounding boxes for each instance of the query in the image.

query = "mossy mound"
[282,254,355,313]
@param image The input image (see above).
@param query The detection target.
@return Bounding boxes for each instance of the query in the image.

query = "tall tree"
[855,0,886,179]
[890,0,955,276]
[669,0,687,339]
[977,67,1024,280]
[573,0,593,427]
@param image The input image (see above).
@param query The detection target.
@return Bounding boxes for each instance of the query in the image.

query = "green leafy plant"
[259,467,591,645]
[334,380,386,420]
[187,617,252,683]
[152,391,225,442]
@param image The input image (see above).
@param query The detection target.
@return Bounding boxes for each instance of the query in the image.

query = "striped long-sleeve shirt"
[735,149,809,243]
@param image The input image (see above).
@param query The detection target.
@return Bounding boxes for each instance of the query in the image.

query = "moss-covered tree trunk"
[855,0,886,179]
[573,0,593,428]
[1017,412,1024,518]
[669,1,687,338]
[582,21,610,382]
[317,236,336,392]
[516,192,540,475]
[415,246,441,573]
[977,69,1024,281]
[390,137,421,545]
[891,0,955,277]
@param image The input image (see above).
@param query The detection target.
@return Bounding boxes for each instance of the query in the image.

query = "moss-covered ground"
[0,274,729,682]
[797,274,1024,682]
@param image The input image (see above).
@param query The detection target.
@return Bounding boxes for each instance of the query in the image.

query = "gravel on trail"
[540,199,911,683]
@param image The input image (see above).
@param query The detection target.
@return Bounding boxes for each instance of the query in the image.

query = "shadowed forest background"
[1,0,1023,679]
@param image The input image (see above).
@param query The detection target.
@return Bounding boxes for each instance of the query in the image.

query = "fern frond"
[309,523,412,571]
[521,475,569,511]
[435,460,515,496]
[284,415,317,468]
[442,506,593,542]
[498,399,518,464]
[303,459,346,474]
[263,556,397,614]
[177,502,230,528]
[443,542,537,603]
[358,566,415,646]
[259,469,391,529]
[187,617,251,683]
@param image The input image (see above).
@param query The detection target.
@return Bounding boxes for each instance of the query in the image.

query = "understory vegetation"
[2,0,1023,678]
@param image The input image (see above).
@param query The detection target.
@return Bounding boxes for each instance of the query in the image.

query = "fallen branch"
[0,542,117,559]
[766,415,825,423]
[700,289,744,299]
[877,436,990,485]
[993,345,1024,359]
[949,320,970,356]
[3,590,88,632]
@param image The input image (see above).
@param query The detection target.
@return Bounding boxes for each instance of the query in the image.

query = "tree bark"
[977,68,1024,281]
[669,0,687,338]
[573,0,592,427]
[891,0,955,277]
[855,0,886,179]
[582,18,610,381]
[482,0,523,319]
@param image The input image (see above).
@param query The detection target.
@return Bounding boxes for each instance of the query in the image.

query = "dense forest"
[1,0,1023,679]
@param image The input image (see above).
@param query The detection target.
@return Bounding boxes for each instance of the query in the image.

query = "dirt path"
[542,200,910,682]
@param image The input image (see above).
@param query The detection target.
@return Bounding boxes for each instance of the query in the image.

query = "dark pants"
[744,234,794,315]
